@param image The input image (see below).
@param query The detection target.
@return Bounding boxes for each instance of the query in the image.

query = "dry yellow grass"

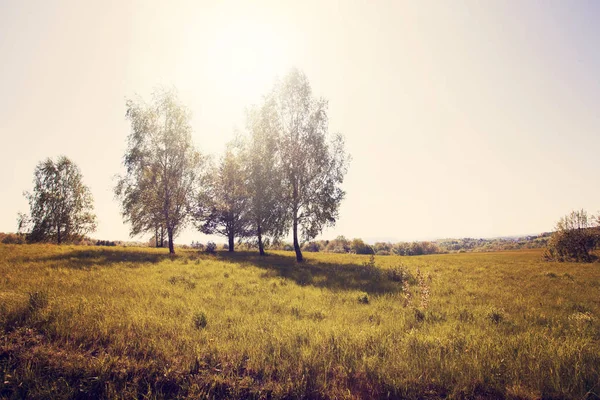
[1,244,599,399]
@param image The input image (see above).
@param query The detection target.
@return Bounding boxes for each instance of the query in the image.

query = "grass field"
[1,244,599,399]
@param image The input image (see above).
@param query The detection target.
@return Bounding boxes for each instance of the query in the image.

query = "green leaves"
[20,156,96,243]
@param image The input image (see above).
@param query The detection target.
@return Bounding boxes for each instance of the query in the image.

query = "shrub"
[387,264,413,283]
[302,241,321,252]
[351,238,374,255]
[191,241,205,251]
[544,210,600,262]
[205,242,217,254]
[0,233,26,244]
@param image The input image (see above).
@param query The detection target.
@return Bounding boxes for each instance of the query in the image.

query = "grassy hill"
[1,244,599,399]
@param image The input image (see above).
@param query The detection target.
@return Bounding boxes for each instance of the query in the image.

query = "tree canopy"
[274,69,349,262]
[115,87,205,254]
[193,141,252,252]
[19,156,96,244]
[544,209,600,262]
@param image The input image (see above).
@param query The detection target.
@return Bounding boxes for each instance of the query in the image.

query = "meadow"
[1,244,599,399]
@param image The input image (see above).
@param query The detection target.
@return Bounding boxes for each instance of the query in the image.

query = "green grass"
[1,244,599,399]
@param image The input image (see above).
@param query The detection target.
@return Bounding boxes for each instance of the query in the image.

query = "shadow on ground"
[215,251,402,294]
[15,248,173,269]
[12,247,403,294]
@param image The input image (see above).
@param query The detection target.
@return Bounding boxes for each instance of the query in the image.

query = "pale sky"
[1,0,599,244]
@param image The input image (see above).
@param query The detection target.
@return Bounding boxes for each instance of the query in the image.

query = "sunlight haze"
[1,0,599,244]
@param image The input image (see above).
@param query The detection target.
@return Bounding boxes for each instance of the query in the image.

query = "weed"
[487,308,505,324]
[28,290,49,312]
[193,311,208,329]
[413,308,425,322]
[457,308,475,323]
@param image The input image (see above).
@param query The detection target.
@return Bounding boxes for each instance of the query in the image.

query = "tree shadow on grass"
[214,251,402,294]
[13,247,402,294]
[17,247,175,269]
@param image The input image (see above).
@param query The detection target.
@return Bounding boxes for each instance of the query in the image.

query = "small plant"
[193,311,208,329]
[358,292,369,304]
[457,308,474,323]
[413,308,425,322]
[28,291,49,312]
[487,308,504,324]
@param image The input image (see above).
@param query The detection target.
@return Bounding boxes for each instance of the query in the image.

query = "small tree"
[544,209,600,262]
[193,142,251,252]
[18,156,96,244]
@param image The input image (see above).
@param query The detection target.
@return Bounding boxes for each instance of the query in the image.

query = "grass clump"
[357,292,369,304]
[192,311,208,329]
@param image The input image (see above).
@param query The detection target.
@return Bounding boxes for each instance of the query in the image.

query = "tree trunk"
[167,227,175,254]
[155,226,159,248]
[160,227,164,248]
[57,225,61,245]
[257,224,265,256]
[228,233,234,252]
[293,216,303,262]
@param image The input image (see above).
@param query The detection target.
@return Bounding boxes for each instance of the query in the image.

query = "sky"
[1,0,599,244]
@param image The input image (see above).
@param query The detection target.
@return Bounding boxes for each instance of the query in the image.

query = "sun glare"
[196,15,291,104]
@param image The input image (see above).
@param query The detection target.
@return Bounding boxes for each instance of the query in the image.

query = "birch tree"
[115,87,204,254]
[243,95,288,255]
[275,69,349,262]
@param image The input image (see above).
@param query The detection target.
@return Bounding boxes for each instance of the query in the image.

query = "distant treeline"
[0,232,551,255]
[273,234,552,255]
[197,233,552,255]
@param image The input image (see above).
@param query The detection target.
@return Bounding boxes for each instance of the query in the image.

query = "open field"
[1,244,599,399]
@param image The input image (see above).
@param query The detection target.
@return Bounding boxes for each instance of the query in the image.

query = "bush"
[205,242,217,254]
[387,264,413,283]
[191,241,205,251]
[351,238,374,255]
[302,241,321,252]
[283,244,294,252]
[544,210,600,262]
[0,233,26,244]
